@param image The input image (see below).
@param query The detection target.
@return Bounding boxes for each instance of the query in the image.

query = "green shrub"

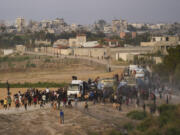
[127,111,147,120]
[26,62,36,68]
[123,122,134,131]
[135,104,180,135]
[44,58,51,63]
[30,63,36,68]
[0,82,68,88]
[158,104,177,127]
[0,56,30,63]
[165,126,180,135]
[137,116,156,132]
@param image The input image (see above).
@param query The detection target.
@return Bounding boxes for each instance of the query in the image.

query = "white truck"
[67,80,84,100]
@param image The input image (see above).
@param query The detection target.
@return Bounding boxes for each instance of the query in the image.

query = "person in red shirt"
[33,96,37,107]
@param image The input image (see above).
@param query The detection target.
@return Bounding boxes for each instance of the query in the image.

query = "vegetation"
[0,56,30,63]
[85,104,180,135]
[0,29,151,49]
[88,130,122,135]
[127,110,147,120]
[0,31,106,48]
[123,122,135,132]
[153,45,180,85]
[26,62,36,68]
[124,32,151,45]
[0,82,68,88]
[44,58,51,63]
[130,104,180,135]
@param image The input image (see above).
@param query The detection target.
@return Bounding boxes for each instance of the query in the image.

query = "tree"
[0,26,6,33]
[153,45,180,85]
[163,46,180,84]
[174,64,180,86]
[97,19,106,30]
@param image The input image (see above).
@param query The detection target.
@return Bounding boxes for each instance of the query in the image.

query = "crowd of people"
[0,87,68,110]
[0,85,172,112]
[0,75,173,126]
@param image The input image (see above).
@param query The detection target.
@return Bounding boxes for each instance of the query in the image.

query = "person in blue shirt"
[59,109,64,124]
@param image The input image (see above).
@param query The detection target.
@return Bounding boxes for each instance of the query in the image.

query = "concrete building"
[52,18,65,26]
[41,20,51,28]
[112,19,127,33]
[69,34,86,48]
[16,17,26,32]
[71,24,78,31]
[3,49,14,55]
[16,45,26,52]
[132,32,137,38]
[120,32,126,39]
[104,39,119,47]
[141,36,179,54]
[130,23,145,29]
[104,25,112,33]
[76,34,86,45]
[53,39,68,47]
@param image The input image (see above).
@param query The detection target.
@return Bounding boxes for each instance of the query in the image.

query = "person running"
[59,109,64,124]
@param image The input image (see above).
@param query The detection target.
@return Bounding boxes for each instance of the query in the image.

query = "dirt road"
[0,94,180,135]
[0,102,134,135]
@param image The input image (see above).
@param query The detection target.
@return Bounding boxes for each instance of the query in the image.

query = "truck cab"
[67,80,84,100]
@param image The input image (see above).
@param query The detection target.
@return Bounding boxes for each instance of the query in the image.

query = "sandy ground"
[0,65,122,84]
[0,94,179,135]
[0,102,137,135]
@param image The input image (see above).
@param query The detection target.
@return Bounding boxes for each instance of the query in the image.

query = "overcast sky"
[0,0,180,24]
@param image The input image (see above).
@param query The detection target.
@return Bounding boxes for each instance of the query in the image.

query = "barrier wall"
[30,46,153,61]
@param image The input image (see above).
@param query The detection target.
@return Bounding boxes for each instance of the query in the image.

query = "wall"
[60,49,73,55]
[115,52,140,61]
[3,49,14,55]
[29,46,153,61]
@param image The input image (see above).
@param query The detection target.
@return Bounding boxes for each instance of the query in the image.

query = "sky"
[0,0,180,24]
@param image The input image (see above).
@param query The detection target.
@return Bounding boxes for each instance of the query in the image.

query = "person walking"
[84,101,88,112]
[24,97,28,110]
[74,97,78,108]
[7,96,12,109]
[143,103,146,116]
[59,109,64,124]
[4,98,7,110]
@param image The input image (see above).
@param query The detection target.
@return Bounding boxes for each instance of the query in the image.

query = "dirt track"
[0,102,134,135]
[0,95,180,135]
